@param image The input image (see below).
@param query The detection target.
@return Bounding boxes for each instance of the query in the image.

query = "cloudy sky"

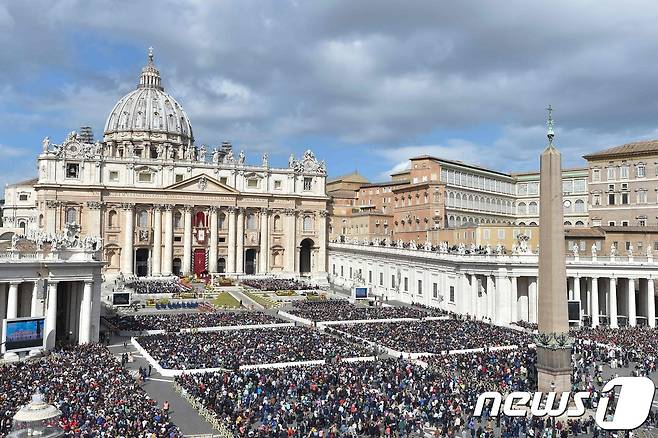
[2,1,658,187]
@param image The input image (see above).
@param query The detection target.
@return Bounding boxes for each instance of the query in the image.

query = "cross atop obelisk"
[535,105,572,393]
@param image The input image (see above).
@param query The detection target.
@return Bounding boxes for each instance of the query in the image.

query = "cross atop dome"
[138,46,163,90]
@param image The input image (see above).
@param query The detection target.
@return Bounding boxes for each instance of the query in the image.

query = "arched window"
[246,213,257,230]
[273,215,282,231]
[564,221,572,226]
[219,213,226,229]
[65,207,77,224]
[303,215,314,231]
[575,221,585,226]
[528,201,538,215]
[574,199,585,213]
[137,210,149,228]
[38,214,44,228]
[18,220,26,234]
[108,210,118,228]
[518,202,527,215]
[528,221,537,226]
[174,211,182,229]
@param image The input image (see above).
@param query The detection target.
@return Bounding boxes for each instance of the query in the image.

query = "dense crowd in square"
[287,300,444,322]
[126,278,192,294]
[107,310,282,332]
[334,319,532,353]
[137,326,377,370]
[240,278,320,291]
[0,344,180,437]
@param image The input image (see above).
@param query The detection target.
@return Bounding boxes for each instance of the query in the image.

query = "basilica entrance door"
[194,249,207,276]
[245,249,256,275]
[135,248,150,277]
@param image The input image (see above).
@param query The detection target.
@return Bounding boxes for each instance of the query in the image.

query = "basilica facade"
[6,50,329,280]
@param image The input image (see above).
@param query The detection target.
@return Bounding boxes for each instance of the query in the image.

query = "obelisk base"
[536,346,571,393]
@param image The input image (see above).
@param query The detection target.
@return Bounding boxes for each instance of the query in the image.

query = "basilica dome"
[103,48,194,146]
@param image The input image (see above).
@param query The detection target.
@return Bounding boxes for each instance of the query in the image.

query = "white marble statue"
[485,244,492,255]
[288,153,295,168]
[495,244,503,255]
[199,144,207,161]
[212,148,220,164]
[610,244,617,257]
[262,152,269,167]
[42,136,50,153]
[424,240,432,251]
[238,151,246,165]
[409,240,417,250]
[591,244,598,256]
[628,243,634,257]
[572,245,579,256]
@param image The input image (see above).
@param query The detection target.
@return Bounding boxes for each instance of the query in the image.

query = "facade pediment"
[164,174,239,194]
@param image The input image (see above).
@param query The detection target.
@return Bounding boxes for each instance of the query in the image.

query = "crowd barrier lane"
[318,317,421,326]
[341,356,377,363]
[424,316,450,321]
[277,310,313,326]
[120,322,294,337]
[130,337,167,376]
[239,359,325,370]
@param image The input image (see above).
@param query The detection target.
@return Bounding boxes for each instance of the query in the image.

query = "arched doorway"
[172,258,182,276]
[245,249,257,275]
[135,248,149,277]
[299,238,314,274]
[217,257,226,273]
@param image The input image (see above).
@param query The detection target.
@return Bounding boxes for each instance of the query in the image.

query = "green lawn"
[212,292,242,308]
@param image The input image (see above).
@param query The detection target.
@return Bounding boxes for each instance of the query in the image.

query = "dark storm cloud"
[2,0,658,178]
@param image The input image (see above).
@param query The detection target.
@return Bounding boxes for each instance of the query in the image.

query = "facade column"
[120,204,134,275]
[162,205,173,275]
[182,206,192,274]
[209,206,218,273]
[236,208,245,273]
[6,282,19,320]
[317,210,328,273]
[45,281,58,349]
[528,276,538,324]
[259,208,269,273]
[567,277,574,300]
[227,207,236,272]
[609,277,618,328]
[591,277,599,327]
[284,209,297,273]
[78,281,93,344]
[510,276,518,323]
[648,278,655,328]
[0,284,6,342]
[30,281,40,317]
[573,276,581,324]
[628,278,637,327]
[152,205,162,276]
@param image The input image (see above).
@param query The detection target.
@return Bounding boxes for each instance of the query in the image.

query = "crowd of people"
[0,344,180,436]
[288,300,444,322]
[241,278,320,291]
[575,326,658,356]
[107,310,283,332]
[127,278,192,294]
[511,320,538,331]
[335,319,532,353]
[137,326,377,370]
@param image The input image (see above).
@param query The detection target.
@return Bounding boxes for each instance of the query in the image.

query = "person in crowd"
[288,300,445,322]
[108,310,282,332]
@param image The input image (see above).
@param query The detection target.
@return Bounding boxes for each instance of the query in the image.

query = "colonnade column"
[227,207,237,272]
[259,208,269,273]
[568,277,574,300]
[470,274,478,318]
[486,275,495,322]
[31,281,40,317]
[121,204,134,275]
[284,209,297,273]
[236,208,245,273]
[152,205,162,276]
[0,284,5,342]
[648,278,655,328]
[591,277,599,327]
[609,277,618,328]
[162,205,173,276]
[6,282,19,320]
[528,277,538,324]
[209,207,218,273]
[182,206,192,274]
[78,281,93,344]
[510,276,518,323]
[628,278,637,327]
[495,273,511,325]
[45,281,58,349]
[573,276,581,304]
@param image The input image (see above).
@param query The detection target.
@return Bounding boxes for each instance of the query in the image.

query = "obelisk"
[536,106,572,393]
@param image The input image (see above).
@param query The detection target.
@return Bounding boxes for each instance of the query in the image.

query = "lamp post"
[7,392,63,437]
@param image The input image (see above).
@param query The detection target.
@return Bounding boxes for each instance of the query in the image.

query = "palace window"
[219,213,226,229]
[637,164,646,178]
[137,210,149,227]
[246,213,257,229]
[175,174,184,182]
[574,199,585,213]
[621,193,629,205]
[19,194,28,201]
[528,201,538,215]
[303,215,313,231]
[273,215,282,231]
[607,167,615,180]
[247,178,258,188]
[417,280,422,296]
[66,163,79,179]
[592,194,601,206]
[638,190,648,204]
[449,286,455,303]
[274,180,282,189]
[109,171,119,182]
[219,177,228,185]
[620,165,629,179]
[303,177,313,191]
[174,211,183,229]
[108,210,118,227]
[592,169,600,182]
[433,283,438,299]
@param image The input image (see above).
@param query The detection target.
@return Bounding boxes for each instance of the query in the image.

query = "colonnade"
[0,279,95,359]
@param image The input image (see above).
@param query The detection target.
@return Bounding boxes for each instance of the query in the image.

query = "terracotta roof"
[409,155,512,178]
[564,228,605,238]
[327,171,369,184]
[583,140,658,160]
[599,226,658,233]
